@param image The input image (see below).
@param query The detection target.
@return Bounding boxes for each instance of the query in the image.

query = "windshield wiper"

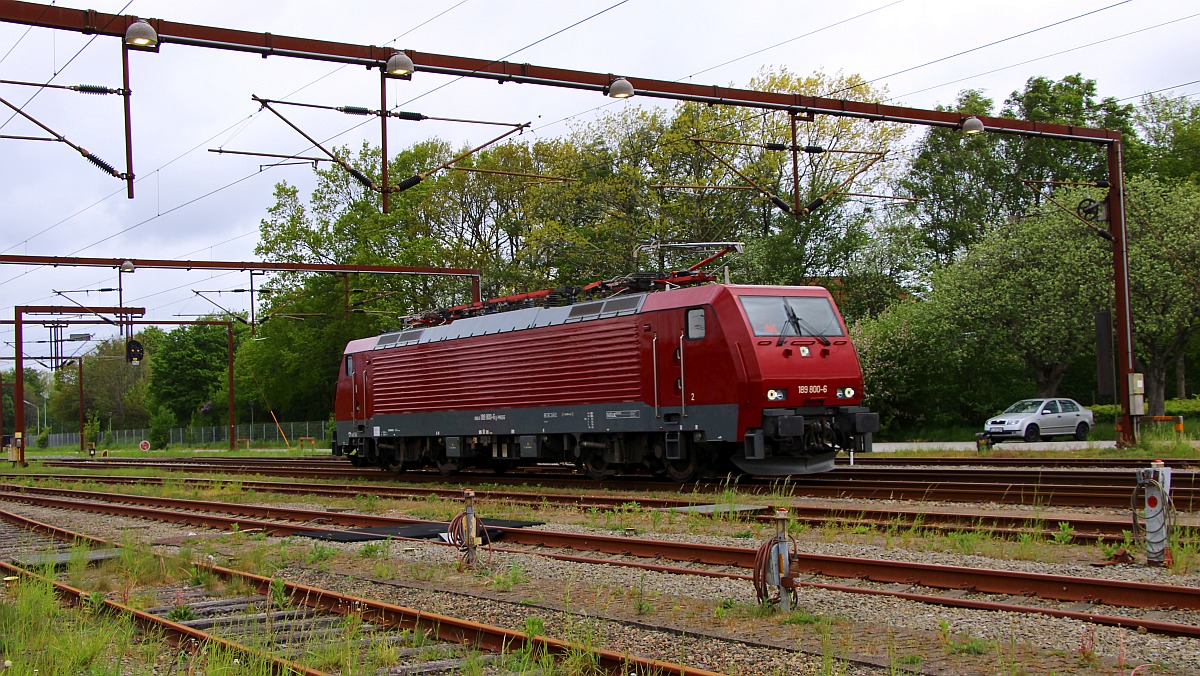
[779,301,831,347]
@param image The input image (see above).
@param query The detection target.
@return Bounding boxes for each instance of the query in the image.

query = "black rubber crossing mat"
[294,518,541,543]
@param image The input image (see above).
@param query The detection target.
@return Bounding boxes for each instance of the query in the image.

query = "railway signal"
[125,339,143,364]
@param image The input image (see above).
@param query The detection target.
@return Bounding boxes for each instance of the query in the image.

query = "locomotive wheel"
[385,459,405,474]
[582,452,615,480]
[664,452,699,482]
[436,457,460,476]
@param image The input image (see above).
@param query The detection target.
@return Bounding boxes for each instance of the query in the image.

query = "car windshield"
[739,295,844,338]
[1003,399,1045,414]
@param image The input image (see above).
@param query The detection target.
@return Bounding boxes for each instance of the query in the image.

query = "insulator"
[347,167,374,188]
[803,197,825,213]
[769,195,792,213]
[1094,180,1111,189]
[393,111,426,122]
[74,84,113,95]
[1095,228,1114,241]
[395,174,424,192]
[338,106,372,116]
[803,145,825,154]
[83,151,119,176]
[764,142,788,151]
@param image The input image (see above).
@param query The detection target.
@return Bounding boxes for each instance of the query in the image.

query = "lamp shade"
[607,77,635,99]
[962,116,985,134]
[124,19,158,48]
[386,52,415,76]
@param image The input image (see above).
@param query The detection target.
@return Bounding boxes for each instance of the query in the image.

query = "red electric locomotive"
[333,282,877,481]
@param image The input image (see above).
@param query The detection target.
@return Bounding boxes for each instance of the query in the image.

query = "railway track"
[838,456,1200,470]
[0,508,719,675]
[3,483,1199,642]
[2,472,1182,545]
[32,458,1200,509]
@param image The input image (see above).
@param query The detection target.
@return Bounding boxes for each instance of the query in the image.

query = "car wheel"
[1074,422,1090,441]
[1023,424,1040,443]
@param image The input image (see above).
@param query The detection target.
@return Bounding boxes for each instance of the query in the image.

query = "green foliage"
[1090,397,1200,419]
[898,90,1014,262]
[166,605,196,622]
[359,540,389,558]
[146,322,245,424]
[83,409,101,445]
[1053,522,1076,545]
[305,543,338,566]
[488,565,528,592]
[1123,176,1200,414]
[269,577,290,608]
[148,406,175,450]
[1137,93,1200,184]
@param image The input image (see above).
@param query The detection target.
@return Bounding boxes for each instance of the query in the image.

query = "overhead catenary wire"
[0,1,1190,348]
[0,1,476,258]
[3,0,632,284]
[0,0,134,132]
[889,12,1200,103]
[824,0,1133,98]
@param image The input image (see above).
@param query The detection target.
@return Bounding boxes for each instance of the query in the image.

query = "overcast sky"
[1,0,1197,362]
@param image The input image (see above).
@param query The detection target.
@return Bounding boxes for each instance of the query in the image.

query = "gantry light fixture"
[119,260,136,273]
[606,77,635,99]
[124,19,159,52]
[961,116,985,135]
[385,52,415,79]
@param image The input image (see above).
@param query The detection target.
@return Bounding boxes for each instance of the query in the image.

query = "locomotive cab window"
[344,355,354,376]
[738,295,845,338]
[686,308,706,340]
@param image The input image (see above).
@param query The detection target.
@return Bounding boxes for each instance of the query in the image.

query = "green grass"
[0,575,194,674]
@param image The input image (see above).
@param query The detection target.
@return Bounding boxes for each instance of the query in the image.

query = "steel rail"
[1,473,1166,543]
[0,512,323,675]
[819,467,1200,487]
[2,484,1198,613]
[6,493,1200,643]
[836,457,1200,469]
[45,456,1199,485]
[482,544,1200,639]
[36,459,1200,509]
[0,508,717,676]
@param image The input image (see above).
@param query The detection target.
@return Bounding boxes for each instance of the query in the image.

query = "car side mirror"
[1042,409,1052,414]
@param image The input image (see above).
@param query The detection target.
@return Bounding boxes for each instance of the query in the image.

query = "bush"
[148,407,176,450]
[1089,397,1200,420]
[36,426,49,448]
[83,410,101,445]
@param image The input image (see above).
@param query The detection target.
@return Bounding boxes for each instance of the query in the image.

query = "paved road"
[871,440,1120,453]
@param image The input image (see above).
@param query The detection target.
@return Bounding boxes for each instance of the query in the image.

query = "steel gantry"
[0,0,1138,445]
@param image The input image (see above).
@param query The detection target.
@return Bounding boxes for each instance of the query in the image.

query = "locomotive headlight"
[766,388,788,401]
[836,387,856,399]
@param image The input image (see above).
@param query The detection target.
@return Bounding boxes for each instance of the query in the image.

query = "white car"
[984,398,1094,443]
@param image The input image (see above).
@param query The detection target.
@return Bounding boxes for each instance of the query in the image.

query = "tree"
[146,322,243,424]
[1,367,47,435]
[1001,74,1140,188]
[851,295,1027,434]
[44,329,157,433]
[852,186,1112,435]
[897,90,1013,263]
[935,189,1112,397]
[1137,93,1200,184]
[1124,175,1200,414]
[237,275,379,421]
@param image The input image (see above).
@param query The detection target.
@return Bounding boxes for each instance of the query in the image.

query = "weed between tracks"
[0,571,280,675]
[7,463,1194,673]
